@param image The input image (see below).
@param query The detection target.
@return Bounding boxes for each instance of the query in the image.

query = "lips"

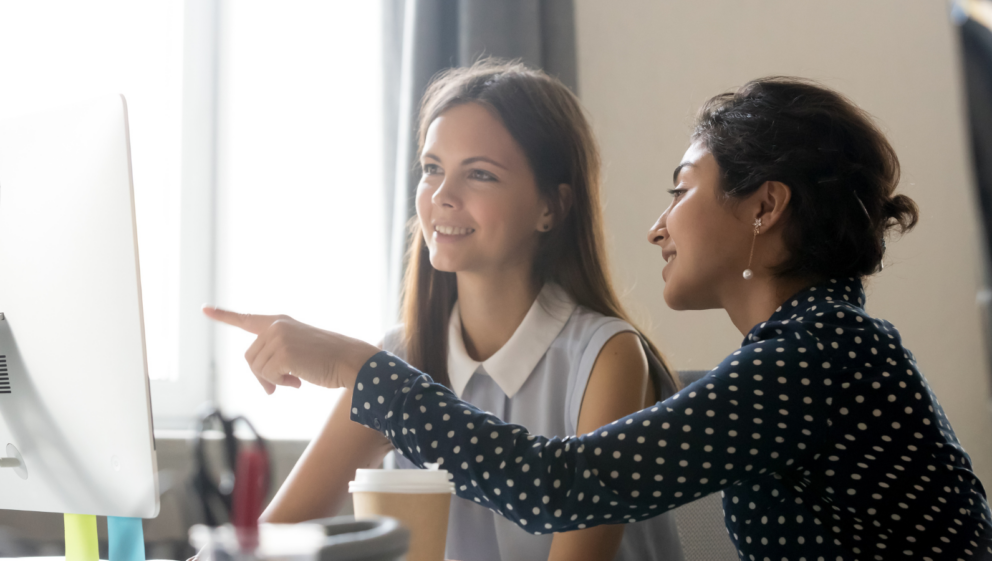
[660,249,677,282]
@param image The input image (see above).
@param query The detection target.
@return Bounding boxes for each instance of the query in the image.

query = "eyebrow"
[422,153,509,171]
[672,161,695,186]
[463,156,509,170]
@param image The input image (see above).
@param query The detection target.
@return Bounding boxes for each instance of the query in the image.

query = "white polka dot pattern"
[352,278,992,559]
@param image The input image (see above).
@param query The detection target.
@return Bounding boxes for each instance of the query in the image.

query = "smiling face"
[416,102,552,277]
[648,141,754,310]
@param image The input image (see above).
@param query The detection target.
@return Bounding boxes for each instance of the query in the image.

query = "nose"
[431,176,460,209]
[647,210,667,247]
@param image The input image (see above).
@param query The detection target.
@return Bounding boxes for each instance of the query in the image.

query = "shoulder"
[557,307,650,426]
[557,305,637,354]
[577,330,650,431]
[744,284,911,391]
[555,306,646,379]
[589,331,649,380]
[567,308,648,391]
[770,290,903,365]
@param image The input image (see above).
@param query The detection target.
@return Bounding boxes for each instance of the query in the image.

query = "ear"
[537,183,573,232]
[749,180,792,232]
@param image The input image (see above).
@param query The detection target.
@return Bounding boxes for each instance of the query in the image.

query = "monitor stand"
[64,514,145,561]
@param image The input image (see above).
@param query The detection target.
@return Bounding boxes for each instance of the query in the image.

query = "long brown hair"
[400,59,679,397]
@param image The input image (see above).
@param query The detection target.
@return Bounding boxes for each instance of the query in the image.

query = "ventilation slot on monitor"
[0,355,9,394]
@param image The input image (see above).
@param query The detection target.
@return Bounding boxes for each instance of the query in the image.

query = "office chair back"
[670,370,739,561]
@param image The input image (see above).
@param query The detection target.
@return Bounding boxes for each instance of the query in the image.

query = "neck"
[722,274,816,337]
[456,267,541,362]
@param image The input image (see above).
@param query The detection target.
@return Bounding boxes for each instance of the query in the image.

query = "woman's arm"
[547,332,649,561]
[199,306,393,523]
[261,387,393,522]
[352,320,828,534]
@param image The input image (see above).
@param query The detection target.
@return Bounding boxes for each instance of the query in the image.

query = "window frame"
[149,0,219,429]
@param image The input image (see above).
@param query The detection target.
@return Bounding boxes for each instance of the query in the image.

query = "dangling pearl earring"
[743,218,762,280]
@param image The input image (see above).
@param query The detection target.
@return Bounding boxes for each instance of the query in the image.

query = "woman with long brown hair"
[206,59,684,561]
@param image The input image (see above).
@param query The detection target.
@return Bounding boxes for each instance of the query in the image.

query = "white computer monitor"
[0,95,159,519]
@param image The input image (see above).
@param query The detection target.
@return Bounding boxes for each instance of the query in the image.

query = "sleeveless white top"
[382,284,685,561]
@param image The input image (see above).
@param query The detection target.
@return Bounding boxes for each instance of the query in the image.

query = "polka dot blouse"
[351,278,992,560]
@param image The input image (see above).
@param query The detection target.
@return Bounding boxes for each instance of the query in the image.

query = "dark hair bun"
[694,77,920,279]
[884,193,920,233]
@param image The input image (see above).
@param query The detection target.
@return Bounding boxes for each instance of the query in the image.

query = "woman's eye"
[469,169,497,182]
[667,188,686,199]
[422,163,442,175]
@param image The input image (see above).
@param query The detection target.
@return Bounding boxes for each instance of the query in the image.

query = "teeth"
[435,225,475,236]
[666,254,675,264]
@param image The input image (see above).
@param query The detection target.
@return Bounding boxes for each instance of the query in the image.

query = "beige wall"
[575,1,992,485]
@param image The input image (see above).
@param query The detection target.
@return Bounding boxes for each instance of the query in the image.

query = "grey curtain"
[961,15,992,252]
[382,0,577,321]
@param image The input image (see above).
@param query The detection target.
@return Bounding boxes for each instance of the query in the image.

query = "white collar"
[447,284,577,399]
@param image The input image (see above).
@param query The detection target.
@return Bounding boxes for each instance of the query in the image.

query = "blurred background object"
[957,0,992,374]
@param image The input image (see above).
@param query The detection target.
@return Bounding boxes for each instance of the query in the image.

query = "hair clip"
[852,191,871,222]
[851,190,886,271]
[724,111,754,120]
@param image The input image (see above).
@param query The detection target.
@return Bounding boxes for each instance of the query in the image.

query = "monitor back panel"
[0,95,159,518]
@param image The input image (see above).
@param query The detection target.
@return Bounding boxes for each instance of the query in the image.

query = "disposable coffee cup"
[349,465,455,561]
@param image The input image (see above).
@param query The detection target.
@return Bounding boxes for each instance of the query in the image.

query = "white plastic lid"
[189,522,326,558]
[348,466,455,495]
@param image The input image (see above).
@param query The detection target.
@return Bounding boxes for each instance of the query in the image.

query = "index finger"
[202,305,280,335]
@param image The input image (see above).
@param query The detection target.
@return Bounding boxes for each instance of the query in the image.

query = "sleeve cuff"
[349,350,419,433]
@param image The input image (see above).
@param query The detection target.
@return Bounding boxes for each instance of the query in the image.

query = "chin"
[428,251,471,274]
[662,289,690,311]
[663,280,715,311]
[428,257,458,273]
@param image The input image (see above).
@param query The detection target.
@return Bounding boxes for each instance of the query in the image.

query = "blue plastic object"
[108,516,145,561]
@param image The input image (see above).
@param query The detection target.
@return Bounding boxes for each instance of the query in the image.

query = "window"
[0,1,387,440]
[0,2,185,385]
[214,0,386,439]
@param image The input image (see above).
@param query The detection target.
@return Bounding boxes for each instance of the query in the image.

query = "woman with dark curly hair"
[209,77,992,560]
